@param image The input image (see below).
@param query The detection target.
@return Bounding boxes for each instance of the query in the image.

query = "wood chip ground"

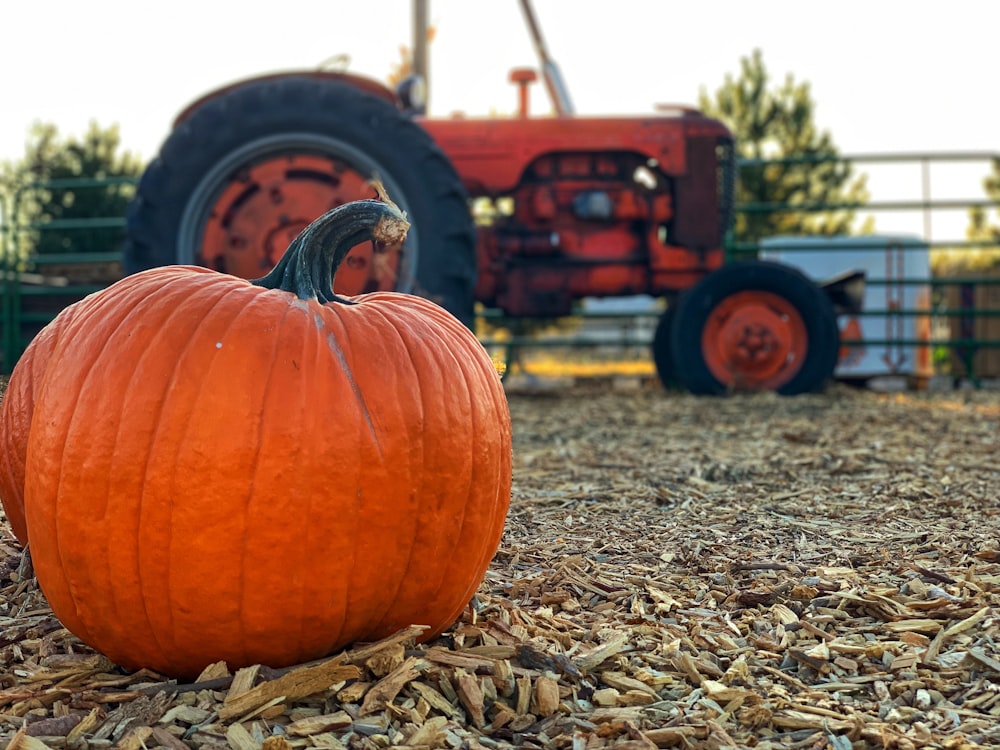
[1,380,999,749]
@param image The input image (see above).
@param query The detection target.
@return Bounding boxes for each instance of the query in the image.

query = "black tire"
[669,260,839,396]
[123,75,477,326]
[651,303,679,390]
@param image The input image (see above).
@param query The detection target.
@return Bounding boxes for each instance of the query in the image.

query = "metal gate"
[2,154,1000,382]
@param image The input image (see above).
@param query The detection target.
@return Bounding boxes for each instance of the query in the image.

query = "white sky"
[2,0,998,241]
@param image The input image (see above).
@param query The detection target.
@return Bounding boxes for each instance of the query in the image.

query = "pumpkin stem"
[251,198,410,304]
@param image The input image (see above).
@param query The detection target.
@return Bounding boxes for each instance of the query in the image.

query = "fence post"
[1,191,13,373]
[7,187,27,371]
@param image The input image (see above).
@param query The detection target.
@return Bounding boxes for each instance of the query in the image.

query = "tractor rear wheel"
[123,76,477,326]
[668,260,839,395]
[651,304,678,390]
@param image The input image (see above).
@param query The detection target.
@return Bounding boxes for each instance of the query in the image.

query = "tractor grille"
[716,137,737,240]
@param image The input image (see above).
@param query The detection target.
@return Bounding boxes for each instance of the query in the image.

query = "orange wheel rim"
[199,154,399,295]
[701,290,808,390]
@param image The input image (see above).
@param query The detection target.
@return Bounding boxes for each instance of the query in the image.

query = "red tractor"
[123,1,859,395]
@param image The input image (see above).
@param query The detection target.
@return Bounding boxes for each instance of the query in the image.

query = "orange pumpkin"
[21,198,512,678]
[0,300,86,545]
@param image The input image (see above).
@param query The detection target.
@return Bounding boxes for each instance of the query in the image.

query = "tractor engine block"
[476,152,672,317]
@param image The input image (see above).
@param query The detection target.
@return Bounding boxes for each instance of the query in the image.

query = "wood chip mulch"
[1,381,999,749]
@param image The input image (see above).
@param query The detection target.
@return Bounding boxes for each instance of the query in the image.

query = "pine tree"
[699,50,870,247]
[0,121,143,260]
[966,158,1000,266]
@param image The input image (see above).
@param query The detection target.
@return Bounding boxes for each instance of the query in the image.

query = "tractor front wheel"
[666,261,839,395]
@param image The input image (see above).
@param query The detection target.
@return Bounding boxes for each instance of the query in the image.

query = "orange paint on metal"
[838,315,865,366]
[701,291,808,390]
[199,156,398,295]
[171,71,734,320]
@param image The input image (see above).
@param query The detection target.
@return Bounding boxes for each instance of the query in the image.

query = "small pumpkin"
[20,197,512,679]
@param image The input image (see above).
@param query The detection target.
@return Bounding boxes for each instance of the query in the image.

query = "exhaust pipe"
[413,0,429,100]
[518,0,574,116]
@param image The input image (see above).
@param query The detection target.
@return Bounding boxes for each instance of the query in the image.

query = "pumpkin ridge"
[429,324,481,629]
[30,275,174,648]
[0,371,32,538]
[406,302,512,632]
[0,449,20,534]
[347,296,511,640]
[112,275,242,667]
[355,303,427,638]
[453,357,514,613]
[321,308,384,461]
[136,285,240,664]
[235,295,295,665]
[92,276,236,658]
[404,309,481,634]
[295,302,353,658]
[101,275,232,667]
[287,304,328,660]
[293,308,353,655]
[160,283,265,669]
[0,298,86,545]
[325,309,384,647]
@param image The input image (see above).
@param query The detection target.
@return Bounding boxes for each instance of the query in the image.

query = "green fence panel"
[726,152,1000,385]
[0,177,134,374]
[2,156,1000,383]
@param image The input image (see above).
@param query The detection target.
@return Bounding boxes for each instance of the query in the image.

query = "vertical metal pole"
[1,192,15,373]
[1,218,9,374]
[8,189,23,370]
[921,157,932,241]
[1,196,6,373]
[412,0,429,105]
[517,0,574,116]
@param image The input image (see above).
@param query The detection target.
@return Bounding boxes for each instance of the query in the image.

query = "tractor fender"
[816,269,867,316]
[171,70,401,129]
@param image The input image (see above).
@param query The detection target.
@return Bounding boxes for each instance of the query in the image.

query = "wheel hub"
[702,291,808,390]
[199,154,397,294]
[264,219,310,268]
